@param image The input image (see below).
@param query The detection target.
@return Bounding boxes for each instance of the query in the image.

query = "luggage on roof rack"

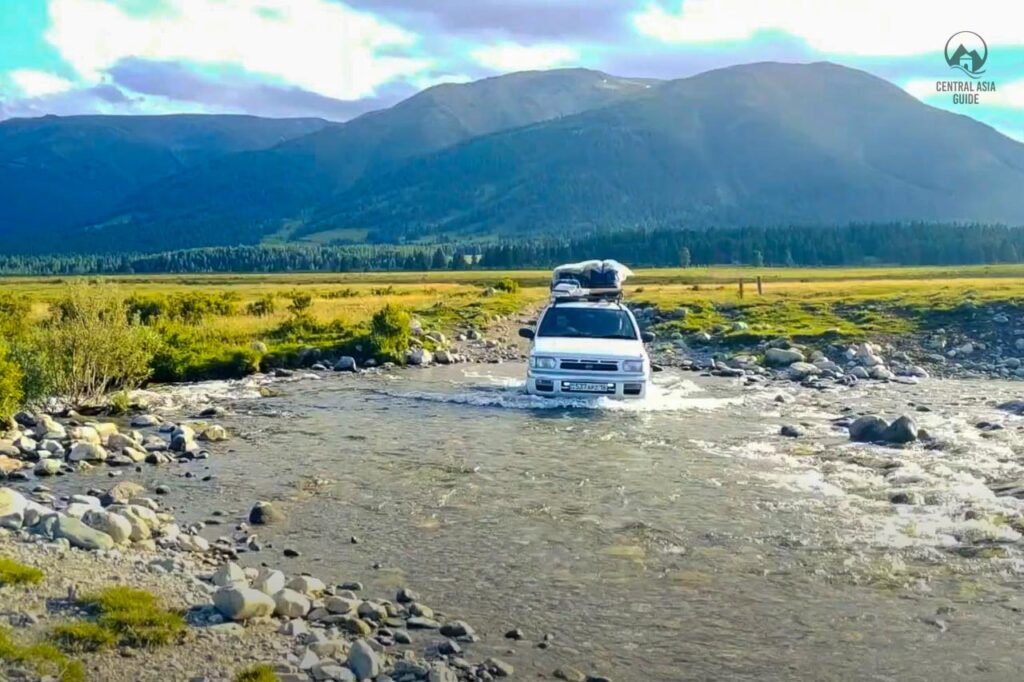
[549,260,633,302]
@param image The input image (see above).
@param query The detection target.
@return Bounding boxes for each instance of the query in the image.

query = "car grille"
[559,359,618,372]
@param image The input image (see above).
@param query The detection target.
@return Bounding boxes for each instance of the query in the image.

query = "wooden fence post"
[738,278,744,299]
[756,276,763,296]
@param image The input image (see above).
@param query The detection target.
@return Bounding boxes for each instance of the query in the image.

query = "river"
[47,365,1024,680]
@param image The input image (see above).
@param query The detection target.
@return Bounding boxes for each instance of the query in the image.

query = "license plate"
[563,382,613,394]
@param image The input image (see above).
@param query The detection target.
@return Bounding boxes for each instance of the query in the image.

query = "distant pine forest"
[1,223,1023,275]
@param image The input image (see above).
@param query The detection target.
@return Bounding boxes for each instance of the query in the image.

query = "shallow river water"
[53,366,1024,680]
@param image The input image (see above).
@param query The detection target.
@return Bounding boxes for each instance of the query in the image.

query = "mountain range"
[2,62,1023,255]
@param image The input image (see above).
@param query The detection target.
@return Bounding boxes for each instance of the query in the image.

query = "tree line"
[1,222,1022,275]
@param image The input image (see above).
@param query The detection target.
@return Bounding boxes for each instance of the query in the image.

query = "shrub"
[107,390,131,415]
[0,557,44,586]
[494,278,519,293]
[287,292,313,315]
[246,295,276,317]
[127,292,238,324]
[0,628,85,682]
[368,303,411,363]
[77,587,185,648]
[0,343,24,420]
[34,284,159,404]
[235,665,281,682]
[49,622,117,653]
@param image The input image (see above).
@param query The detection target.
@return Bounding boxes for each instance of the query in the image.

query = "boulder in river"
[848,416,890,443]
[780,425,803,438]
[881,416,918,444]
[33,459,61,476]
[998,400,1024,415]
[102,481,146,506]
[68,442,107,462]
[347,639,381,680]
[82,509,133,545]
[272,588,311,618]
[406,348,433,366]
[334,356,357,372]
[764,348,805,367]
[248,500,283,525]
[198,425,228,442]
[0,487,28,529]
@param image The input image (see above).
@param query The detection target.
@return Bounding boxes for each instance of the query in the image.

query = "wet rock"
[407,616,440,629]
[249,500,283,525]
[406,348,433,366]
[131,414,161,427]
[764,348,805,367]
[102,480,145,506]
[848,416,889,443]
[199,425,228,442]
[787,362,820,380]
[997,400,1024,415]
[396,588,418,603]
[881,416,918,444]
[848,366,870,380]
[780,425,803,438]
[213,586,276,621]
[869,366,895,381]
[68,442,108,463]
[554,668,587,682]
[33,459,62,477]
[81,509,133,545]
[434,350,454,365]
[334,356,358,372]
[439,621,475,638]
[486,658,514,678]
[504,628,525,640]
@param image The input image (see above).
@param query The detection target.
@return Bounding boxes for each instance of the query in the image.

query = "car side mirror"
[518,327,535,340]
[641,331,656,343]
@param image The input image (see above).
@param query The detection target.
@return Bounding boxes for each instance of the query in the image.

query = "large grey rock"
[764,348,804,367]
[82,509,133,545]
[287,575,326,596]
[106,433,138,451]
[54,514,115,550]
[273,588,311,618]
[34,458,62,476]
[199,425,228,442]
[347,639,381,680]
[998,400,1024,415]
[787,362,820,380]
[0,487,28,529]
[213,586,275,621]
[848,416,890,443]
[334,356,357,372]
[252,568,286,596]
[248,500,283,525]
[405,348,433,366]
[882,416,918,444]
[131,414,161,427]
[212,561,248,587]
[101,481,146,506]
[68,442,107,463]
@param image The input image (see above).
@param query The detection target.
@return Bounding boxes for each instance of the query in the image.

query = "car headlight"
[531,356,557,369]
[622,360,644,373]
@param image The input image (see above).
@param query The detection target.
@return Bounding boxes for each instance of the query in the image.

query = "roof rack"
[549,260,632,305]
[550,281,623,304]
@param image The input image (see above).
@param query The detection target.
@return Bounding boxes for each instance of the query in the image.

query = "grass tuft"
[49,622,118,652]
[76,586,186,648]
[0,628,85,682]
[0,557,44,586]
[235,664,281,682]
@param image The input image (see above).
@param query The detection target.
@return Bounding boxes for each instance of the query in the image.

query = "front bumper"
[526,370,648,399]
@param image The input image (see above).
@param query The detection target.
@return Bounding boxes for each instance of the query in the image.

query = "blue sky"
[1,0,1023,140]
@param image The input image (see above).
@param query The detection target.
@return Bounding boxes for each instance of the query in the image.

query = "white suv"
[520,300,654,398]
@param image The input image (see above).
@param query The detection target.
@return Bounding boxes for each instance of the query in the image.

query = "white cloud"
[9,69,75,97]
[470,43,579,72]
[632,0,1024,56]
[45,0,431,99]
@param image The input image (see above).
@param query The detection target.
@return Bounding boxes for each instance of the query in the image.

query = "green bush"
[494,278,520,293]
[49,622,117,653]
[77,587,186,648]
[34,284,159,404]
[127,292,238,324]
[245,295,276,317]
[0,557,43,586]
[235,665,281,682]
[368,303,411,363]
[0,628,84,682]
[0,342,24,420]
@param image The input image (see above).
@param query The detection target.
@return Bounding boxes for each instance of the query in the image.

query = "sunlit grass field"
[6,263,1024,344]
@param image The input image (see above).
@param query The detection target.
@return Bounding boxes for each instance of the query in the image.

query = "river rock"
[334,356,357,372]
[848,416,889,443]
[131,414,161,427]
[213,586,275,621]
[287,575,327,596]
[102,481,145,506]
[33,458,62,476]
[486,658,514,678]
[764,348,804,367]
[787,362,820,380]
[55,514,115,550]
[199,425,228,442]
[998,400,1024,415]
[0,487,28,529]
[780,425,803,438]
[434,350,454,364]
[848,366,870,380]
[13,411,38,427]
[82,509,133,545]
[0,440,19,457]
[347,639,381,680]
[68,442,107,463]
[69,426,100,444]
[249,500,283,525]
[0,455,24,476]
[13,436,38,455]
[406,348,433,366]
[252,568,286,595]
[273,589,311,618]
[213,561,248,587]
[869,366,895,380]
[882,416,918,444]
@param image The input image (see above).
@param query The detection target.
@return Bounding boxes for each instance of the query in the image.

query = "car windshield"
[537,306,637,340]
